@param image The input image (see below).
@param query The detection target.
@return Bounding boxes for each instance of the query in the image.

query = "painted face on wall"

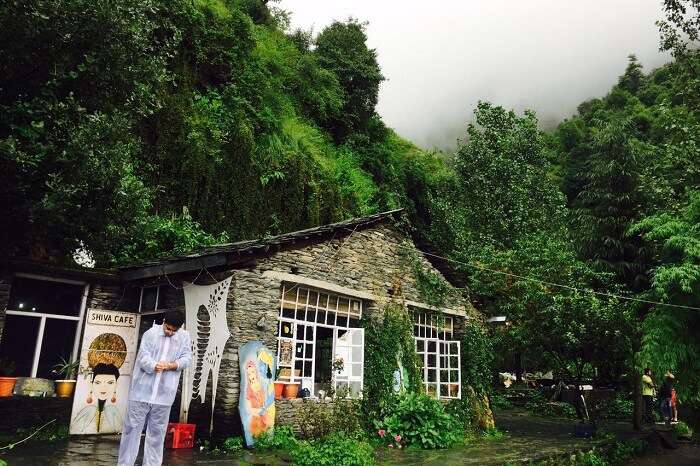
[92,374,117,401]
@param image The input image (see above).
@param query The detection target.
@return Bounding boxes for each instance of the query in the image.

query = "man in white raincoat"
[118,310,192,466]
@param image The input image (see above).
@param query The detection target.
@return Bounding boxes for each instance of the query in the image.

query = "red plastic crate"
[165,423,196,449]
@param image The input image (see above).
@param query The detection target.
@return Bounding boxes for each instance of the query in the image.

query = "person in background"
[641,368,655,424]
[671,382,679,423]
[658,372,675,425]
[117,310,192,466]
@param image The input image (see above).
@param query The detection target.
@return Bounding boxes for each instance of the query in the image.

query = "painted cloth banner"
[181,277,232,428]
[70,309,138,434]
[238,341,276,446]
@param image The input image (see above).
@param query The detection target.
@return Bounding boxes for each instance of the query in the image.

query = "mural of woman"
[238,342,276,446]
[71,363,123,433]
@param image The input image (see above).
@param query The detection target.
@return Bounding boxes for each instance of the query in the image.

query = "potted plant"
[0,358,17,397]
[53,357,80,397]
[273,367,285,400]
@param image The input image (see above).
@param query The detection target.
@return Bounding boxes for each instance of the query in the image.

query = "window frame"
[4,274,89,378]
[413,310,461,400]
[276,284,364,398]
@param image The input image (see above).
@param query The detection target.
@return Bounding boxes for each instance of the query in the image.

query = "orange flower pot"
[274,382,285,400]
[0,377,17,397]
[283,383,300,399]
[55,380,76,398]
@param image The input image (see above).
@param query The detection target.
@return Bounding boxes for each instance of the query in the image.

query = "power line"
[419,251,700,312]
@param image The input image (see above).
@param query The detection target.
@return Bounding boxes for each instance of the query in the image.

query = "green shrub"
[525,393,577,419]
[254,425,298,451]
[377,392,462,449]
[222,436,245,453]
[674,421,694,438]
[594,392,633,419]
[289,433,375,466]
[297,399,365,439]
[490,393,515,410]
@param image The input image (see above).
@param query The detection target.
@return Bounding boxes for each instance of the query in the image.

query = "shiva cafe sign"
[87,309,137,328]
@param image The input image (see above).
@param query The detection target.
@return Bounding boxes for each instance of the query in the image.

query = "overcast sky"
[278,0,671,151]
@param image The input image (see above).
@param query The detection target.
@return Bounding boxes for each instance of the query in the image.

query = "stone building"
[0,209,480,435]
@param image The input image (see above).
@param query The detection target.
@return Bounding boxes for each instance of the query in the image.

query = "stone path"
[1,410,695,465]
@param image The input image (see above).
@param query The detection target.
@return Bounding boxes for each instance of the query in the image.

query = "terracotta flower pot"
[274,381,285,400]
[0,377,17,397]
[55,380,76,398]
[283,382,300,399]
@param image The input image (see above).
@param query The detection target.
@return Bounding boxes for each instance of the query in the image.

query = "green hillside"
[0,0,449,265]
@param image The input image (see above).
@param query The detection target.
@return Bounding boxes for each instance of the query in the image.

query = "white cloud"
[279,0,670,150]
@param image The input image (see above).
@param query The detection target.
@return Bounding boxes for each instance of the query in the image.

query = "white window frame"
[138,285,162,313]
[413,311,461,400]
[5,274,89,377]
[276,284,364,398]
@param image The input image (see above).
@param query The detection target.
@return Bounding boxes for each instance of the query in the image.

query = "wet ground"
[1,410,695,465]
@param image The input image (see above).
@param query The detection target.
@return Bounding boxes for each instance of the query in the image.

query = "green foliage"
[594,392,634,420]
[0,0,446,266]
[222,436,245,453]
[314,19,384,142]
[289,433,375,466]
[632,191,700,402]
[490,393,515,410]
[481,427,507,441]
[525,393,577,419]
[377,392,462,449]
[460,321,494,394]
[297,399,364,440]
[674,420,694,438]
[522,439,646,466]
[254,425,298,451]
[362,302,422,421]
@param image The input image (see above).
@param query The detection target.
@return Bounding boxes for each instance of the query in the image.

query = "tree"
[632,191,700,403]
[314,19,384,142]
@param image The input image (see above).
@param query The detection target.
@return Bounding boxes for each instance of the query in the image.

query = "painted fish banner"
[238,341,276,447]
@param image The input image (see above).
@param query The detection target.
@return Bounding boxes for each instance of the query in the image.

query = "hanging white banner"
[181,277,232,429]
[69,309,139,435]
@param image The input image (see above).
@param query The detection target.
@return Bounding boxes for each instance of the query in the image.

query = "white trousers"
[117,400,171,466]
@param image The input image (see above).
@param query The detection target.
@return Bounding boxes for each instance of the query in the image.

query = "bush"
[490,393,515,410]
[525,393,577,419]
[289,433,375,466]
[594,392,633,419]
[377,392,462,449]
[674,421,694,439]
[297,399,364,439]
[222,436,244,453]
[253,425,298,451]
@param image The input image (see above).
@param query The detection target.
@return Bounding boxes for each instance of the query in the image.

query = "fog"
[278,0,671,151]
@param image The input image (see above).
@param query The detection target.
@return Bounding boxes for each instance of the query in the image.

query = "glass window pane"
[337,315,348,328]
[9,277,84,316]
[351,331,362,345]
[305,308,316,322]
[140,286,158,312]
[351,363,361,377]
[280,321,293,338]
[295,342,304,357]
[305,326,313,341]
[308,291,318,306]
[282,306,295,319]
[316,310,326,324]
[0,314,40,376]
[440,384,449,398]
[37,319,78,378]
[351,346,362,362]
[304,361,312,377]
[296,324,304,340]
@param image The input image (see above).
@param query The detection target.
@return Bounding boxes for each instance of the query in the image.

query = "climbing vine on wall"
[362,301,422,420]
[461,320,494,395]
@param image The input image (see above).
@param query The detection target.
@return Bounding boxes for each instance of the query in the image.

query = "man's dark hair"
[644,368,651,375]
[164,310,185,328]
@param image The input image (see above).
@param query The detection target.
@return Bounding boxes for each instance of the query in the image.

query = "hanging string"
[417,250,700,311]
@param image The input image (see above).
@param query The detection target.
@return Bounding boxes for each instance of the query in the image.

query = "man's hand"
[155,361,178,372]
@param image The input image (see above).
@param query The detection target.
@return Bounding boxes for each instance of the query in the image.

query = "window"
[276,285,364,398]
[0,276,87,378]
[414,311,461,399]
[138,285,165,336]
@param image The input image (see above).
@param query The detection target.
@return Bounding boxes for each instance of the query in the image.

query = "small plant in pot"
[273,367,285,400]
[0,358,17,397]
[53,357,80,398]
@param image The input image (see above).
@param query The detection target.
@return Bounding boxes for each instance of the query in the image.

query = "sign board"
[69,309,139,435]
